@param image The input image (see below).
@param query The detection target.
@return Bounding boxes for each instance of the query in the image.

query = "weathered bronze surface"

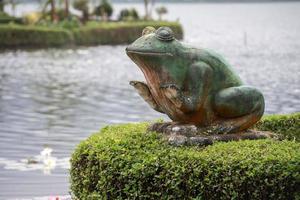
[148,123,276,146]
[126,26,265,134]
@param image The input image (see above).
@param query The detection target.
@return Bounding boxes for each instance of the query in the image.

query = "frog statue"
[126,26,266,140]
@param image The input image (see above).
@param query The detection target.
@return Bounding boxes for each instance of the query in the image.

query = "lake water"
[1,2,300,199]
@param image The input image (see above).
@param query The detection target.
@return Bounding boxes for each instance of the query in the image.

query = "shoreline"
[0,21,183,50]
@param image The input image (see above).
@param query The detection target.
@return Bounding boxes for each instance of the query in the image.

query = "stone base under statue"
[148,122,277,146]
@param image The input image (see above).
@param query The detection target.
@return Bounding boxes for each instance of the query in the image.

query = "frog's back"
[190,47,243,90]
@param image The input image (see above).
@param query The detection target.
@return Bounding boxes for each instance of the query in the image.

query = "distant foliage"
[37,16,81,29]
[118,8,139,21]
[156,6,168,20]
[0,24,74,48]
[55,9,70,21]
[0,21,183,48]
[73,0,88,11]
[94,0,113,21]
[73,21,183,45]
[0,0,4,12]
[0,11,22,24]
[143,0,155,20]
[57,17,81,29]
[70,113,300,200]
[73,0,89,22]
[38,9,77,23]
[23,12,42,25]
[0,11,7,17]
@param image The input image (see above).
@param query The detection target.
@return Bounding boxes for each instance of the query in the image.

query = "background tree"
[39,0,58,22]
[143,0,155,20]
[0,0,4,12]
[155,6,167,21]
[118,8,129,21]
[144,0,149,20]
[62,0,69,18]
[2,0,17,16]
[57,0,70,19]
[94,0,113,21]
[73,0,89,22]
[10,0,17,16]
[130,8,139,20]
[118,8,139,21]
[50,0,57,22]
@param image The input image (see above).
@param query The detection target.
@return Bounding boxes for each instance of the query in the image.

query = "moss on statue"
[70,113,300,200]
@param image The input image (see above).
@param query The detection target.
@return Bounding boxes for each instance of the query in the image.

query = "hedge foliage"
[0,21,183,49]
[0,25,74,48]
[73,21,183,46]
[0,11,22,24]
[255,112,300,141]
[70,113,300,200]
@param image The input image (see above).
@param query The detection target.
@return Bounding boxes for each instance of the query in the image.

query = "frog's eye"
[155,27,174,41]
[142,26,156,36]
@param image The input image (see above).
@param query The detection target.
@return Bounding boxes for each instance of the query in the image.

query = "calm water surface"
[1,2,300,199]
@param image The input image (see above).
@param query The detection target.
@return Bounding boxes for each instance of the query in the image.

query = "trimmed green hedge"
[0,11,22,24]
[73,21,183,46]
[255,112,300,141]
[70,113,300,200]
[0,21,183,49]
[0,25,74,48]
[0,17,22,24]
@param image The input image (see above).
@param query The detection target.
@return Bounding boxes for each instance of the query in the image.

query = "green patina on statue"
[126,26,266,141]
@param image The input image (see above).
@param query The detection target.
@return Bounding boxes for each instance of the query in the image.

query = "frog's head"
[126,26,184,74]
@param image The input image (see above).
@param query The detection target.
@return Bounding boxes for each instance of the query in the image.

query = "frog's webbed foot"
[215,125,236,134]
[130,81,164,113]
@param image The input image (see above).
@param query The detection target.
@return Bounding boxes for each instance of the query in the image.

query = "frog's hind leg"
[213,86,265,133]
[130,81,165,113]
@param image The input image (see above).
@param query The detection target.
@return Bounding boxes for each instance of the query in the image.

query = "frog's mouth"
[126,48,173,75]
[125,48,173,57]
[126,49,168,73]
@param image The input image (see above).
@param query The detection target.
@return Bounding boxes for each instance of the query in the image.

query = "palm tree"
[144,0,155,20]
[50,0,57,22]
[73,0,89,22]
[144,0,149,20]
[9,0,17,16]
[156,6,167,21]
[40,0,58,22]
[59,0,69,18]
[0,0,5,12]
[94,0,113,21]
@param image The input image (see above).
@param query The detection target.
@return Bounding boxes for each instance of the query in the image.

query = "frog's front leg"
[161,62,213,113]
[130,81,164,113]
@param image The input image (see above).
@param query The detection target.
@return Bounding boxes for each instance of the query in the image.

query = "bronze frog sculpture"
[126,26,265,134]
